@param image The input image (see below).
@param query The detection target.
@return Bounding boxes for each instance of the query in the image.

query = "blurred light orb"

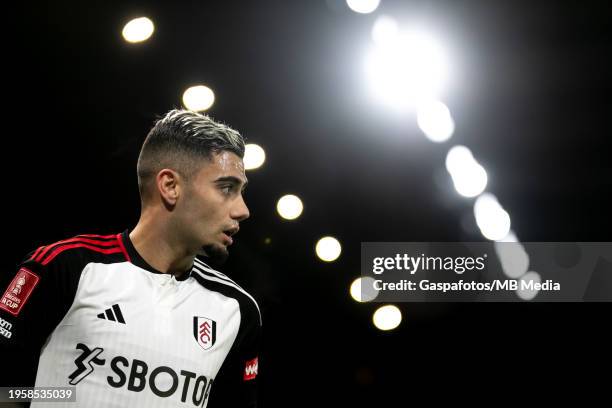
[474,193,511,241]
[365,31,449,110]
[276,194,303,220]
[417,100,455,142]
[371,15,399,45]
[494,240,529,278]
[182,85,215,112]
[122,17,155,43]
[517,271,541,301]
[453,164,487,198]
[347,0,380,14]
[372,305,402,331]
[350,277,379,303]
[445,145,488,197]
[445,145,472,174]
[244,143,266,170]
[316,236,342,262]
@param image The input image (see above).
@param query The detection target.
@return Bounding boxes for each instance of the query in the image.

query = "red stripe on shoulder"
[77,234,120,240]
[116,233,131,262]
[30,245,46,261]
[35,237,119,263]
[41,243,122,266]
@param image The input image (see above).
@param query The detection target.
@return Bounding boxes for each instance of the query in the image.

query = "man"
[0,109,261,407]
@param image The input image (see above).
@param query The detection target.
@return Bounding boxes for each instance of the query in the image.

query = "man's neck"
[129,213,194,279]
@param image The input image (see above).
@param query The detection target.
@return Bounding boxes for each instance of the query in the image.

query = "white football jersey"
[0,231,261,407]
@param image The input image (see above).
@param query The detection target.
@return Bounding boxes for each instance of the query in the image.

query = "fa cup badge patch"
[0,268,40,316]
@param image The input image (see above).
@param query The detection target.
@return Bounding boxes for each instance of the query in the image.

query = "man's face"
[178,151,250,262]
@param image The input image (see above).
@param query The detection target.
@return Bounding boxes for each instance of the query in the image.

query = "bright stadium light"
[417,100,455,142]
[276,194,303,220]
[244,143,266,170]
[122,17,155,43]
[350,277,379,303]
[372,305,402,331]
[517,271,541,301]
[315,236,342,262]
[371,15,399,45]
[474,193,511,241]
[182,85,215,112]
[364,30,450,110]
[445,145,488,198]
[347,0,380,14]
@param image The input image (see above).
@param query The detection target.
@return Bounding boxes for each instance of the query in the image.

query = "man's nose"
[232,194,250,222]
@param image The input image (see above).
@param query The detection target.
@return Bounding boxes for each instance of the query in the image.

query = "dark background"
[5,0,611,405]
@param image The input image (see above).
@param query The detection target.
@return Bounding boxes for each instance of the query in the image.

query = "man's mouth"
[222,227,239,245]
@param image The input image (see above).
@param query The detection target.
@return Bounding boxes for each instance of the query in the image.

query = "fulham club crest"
[193,316,216,350]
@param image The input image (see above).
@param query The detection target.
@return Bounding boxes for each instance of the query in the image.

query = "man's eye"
[221,185,233,194]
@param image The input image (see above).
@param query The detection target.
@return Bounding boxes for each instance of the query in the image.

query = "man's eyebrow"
[215,176,248,188]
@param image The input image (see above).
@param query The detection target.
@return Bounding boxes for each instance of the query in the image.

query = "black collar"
[120,230,191,281]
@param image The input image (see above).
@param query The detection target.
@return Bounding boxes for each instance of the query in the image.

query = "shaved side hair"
[137,109,245,204]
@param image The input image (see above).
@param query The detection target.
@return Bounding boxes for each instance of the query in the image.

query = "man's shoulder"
[22,232,128,271]
[191,257,261,325]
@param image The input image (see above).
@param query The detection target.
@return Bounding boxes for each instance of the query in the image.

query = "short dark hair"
[137,109,245,202]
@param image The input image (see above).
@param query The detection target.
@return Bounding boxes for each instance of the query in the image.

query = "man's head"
[137,109,250,263]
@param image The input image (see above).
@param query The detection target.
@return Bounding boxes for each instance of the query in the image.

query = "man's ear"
[156,169,181,207]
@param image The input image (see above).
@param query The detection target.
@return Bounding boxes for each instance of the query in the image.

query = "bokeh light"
[350,277,379,303]
[122,17,155,43]
[445,146,488,197]
[347,0,380,14]
[315,236,342,262]
[372,305,402,331]
[182,85,215,112]
[276,194,304,220]
[474,193,511,241]
[517,271,541,301]
[417,100,455,142]
[244,143,266,170]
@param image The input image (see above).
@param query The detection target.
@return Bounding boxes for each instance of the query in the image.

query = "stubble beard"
[199,243,229,265]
